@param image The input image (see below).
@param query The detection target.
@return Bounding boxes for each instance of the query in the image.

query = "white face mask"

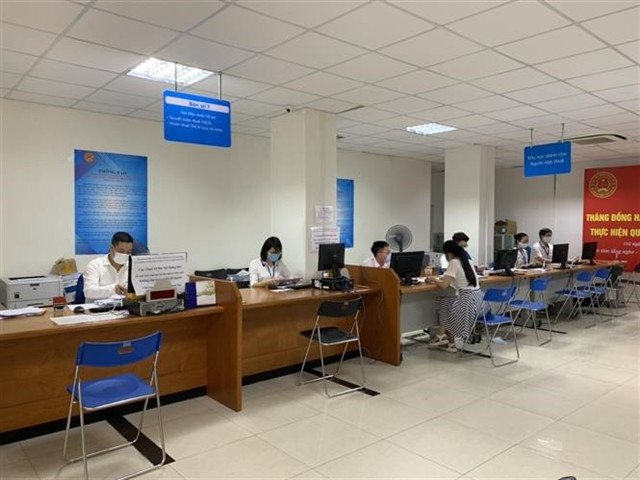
[518,242,528,249]
[542,236,552,244]
[112,252,130,266]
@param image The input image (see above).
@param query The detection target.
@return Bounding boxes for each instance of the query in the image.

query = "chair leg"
[539,308,552,346]
[317,338,331,398]
[298,326,317,385]
[62,393,75,462]
[356,337,366,390]
[78,392,89,480]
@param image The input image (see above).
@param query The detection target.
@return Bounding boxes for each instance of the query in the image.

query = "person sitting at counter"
[531,228,553,265]
[83,231,134,302]
[440,232,472,270]
[362,240,391,268]
[249,236,291,288]
[513,232,530,267]
[427,240,483,353]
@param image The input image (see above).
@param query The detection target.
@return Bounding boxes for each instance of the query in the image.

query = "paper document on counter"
[0,306,45,317]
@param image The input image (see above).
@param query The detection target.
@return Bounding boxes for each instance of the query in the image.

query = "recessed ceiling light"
[127,58,214,87]
[406,123,457,136]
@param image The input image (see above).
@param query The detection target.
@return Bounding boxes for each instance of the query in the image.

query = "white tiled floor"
[2,308,639,479]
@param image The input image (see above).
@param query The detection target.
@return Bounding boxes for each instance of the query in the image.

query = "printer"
[1,275,63,308]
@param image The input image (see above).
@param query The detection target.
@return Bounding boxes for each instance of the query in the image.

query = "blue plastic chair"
[555,270,598,327]
[74,274,85,305]
[62,332,165,480]
[510,277,552,346]
[464,286,519,367]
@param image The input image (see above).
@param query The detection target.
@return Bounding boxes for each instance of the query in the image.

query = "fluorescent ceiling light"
[406,123,457,135]
[127,58,214,87]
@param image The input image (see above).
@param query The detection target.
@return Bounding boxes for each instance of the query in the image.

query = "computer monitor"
[318,243,345,277]
[552,243,570,269]
[582,241,597,265]
[494,249,518,276]
[391,251,425,285]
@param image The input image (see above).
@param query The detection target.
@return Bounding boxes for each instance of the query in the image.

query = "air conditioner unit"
[566,133,627,145]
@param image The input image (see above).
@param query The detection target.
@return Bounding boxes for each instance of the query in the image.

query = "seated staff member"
[513,232,530,267]
[440,232,472,270]
[83,231,134,301]
[531,228,553,265]
[362,240,391,268]
[427,240,483,353]
[249,236,291,288]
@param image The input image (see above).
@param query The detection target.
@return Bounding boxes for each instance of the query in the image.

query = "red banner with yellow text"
[583,165,640,272]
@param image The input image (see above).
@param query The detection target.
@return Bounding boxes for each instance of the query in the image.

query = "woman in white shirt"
[513,232,530,267]
[531,228,553,265]
[426,240,483,352]
[249,236,291,288]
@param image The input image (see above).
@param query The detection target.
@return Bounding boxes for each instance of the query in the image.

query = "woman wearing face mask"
[532,228,553,265]
[513,232,530,267]
[249,236,292,288]
[425,240,483,353]
[83,231,134,301]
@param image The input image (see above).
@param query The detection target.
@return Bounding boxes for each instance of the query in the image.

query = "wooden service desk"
[0,280,242,434]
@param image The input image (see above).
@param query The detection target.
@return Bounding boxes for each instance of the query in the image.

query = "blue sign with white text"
[164,90,231,148]
[337,178,354,248]
[524,142,572,177]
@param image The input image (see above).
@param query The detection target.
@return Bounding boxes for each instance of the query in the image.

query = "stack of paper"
[0,306,45,318]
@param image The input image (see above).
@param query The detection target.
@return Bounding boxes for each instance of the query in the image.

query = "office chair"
[298,297,365,398]
[555,270,599,327]
[626,264,640,306]
[194,269,227,280]
[62,332,165,480]
[510,276,553,346]
[74,274,86,304]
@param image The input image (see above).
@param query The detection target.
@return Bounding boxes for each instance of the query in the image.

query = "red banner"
[583,165,640,272]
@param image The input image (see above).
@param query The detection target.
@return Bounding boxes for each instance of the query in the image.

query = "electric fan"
[385,225,413,252]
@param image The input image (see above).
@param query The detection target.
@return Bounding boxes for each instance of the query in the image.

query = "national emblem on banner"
[588,171,618,199]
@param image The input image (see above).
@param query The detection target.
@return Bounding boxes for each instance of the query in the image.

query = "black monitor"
[494,249,518,276]
[582,241,597,265]
[318,243,345,277]
[552,243,570,269]
[390,251,425,285]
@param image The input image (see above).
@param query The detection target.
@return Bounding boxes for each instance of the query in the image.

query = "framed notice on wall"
[74,149,148,255]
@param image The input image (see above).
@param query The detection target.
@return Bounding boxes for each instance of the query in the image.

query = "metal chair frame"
[554,270,599,328]
[625,264,640,306]
[62,332,166,480]
[298,297,365,398]
[510,276,553,346]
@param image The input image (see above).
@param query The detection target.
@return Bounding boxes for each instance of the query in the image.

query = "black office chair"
[74,274,85,305]
[227,267,250,289]
[194,269,227,280]
[298,297,365,398]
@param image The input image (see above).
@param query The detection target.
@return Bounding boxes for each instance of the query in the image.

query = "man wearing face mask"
[249,236,291,288]
[363,240,391,268]
[532,228,554,265]
[83,231,134,301]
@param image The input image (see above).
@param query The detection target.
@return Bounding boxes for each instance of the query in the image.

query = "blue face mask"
[267,252,281,262]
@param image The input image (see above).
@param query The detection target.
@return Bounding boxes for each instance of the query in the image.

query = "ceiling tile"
[267,32,366,69]
[389,1,507,25]
[29,58,117,87]
[617,99,640,112]
[237,0,365,28]
[411,105,471,121]
[1,71,22,90]
[445,114,498,128]
[509,114,570,128]
[1,22,57,56]
[192,5,304,52]
[536,93,607,113]
[334,85,405,105]
[317,1,433,50]
[448,1,569,46]
[430,50,522,81]
[94,0,225,30]
[453,96,523,114]
[486,105,548,122]
[372,128,416,140]
[248,86,319,106]
[326,53,415,83]
[284,72,364,97]
[0,50,38,74]
[128,109,163,122]
[336,135,387,146]
[592,84,640,103]
[66,9,179,55]
[547,1,636,22]
[73,101,135,116]
[303,97,359,114]
[340,123,390,136]
[380,28,483,67]
[535,48,633,79]
[370,115,424,129]
[233,124,268,136]
[157,35,254,73]
[505,82,582,103]
[103,75,170,98]
[237,116,271,130]
[376,70,458,94]
[497,26,606,64]
[472,67,555,93]
[18,76,95,99]
[1,1,83,33]
[84,90,156,108]
[616,40,640,63]
[231,98,283,116]
[584,111,640,128]
[339,107,397,122]
[567,66,640,91]
[194,75,271,98]
[375,96,440,115]
[46,37,144,72]
[582,6,640,45]
[8,90,77,107]
[226,55,313,85]
[563,104,628,121]
[420,83,491,104]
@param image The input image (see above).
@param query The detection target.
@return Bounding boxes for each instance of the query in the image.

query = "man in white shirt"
[531,228,553,265]
[362,241,391,268]
[83,232,134,301]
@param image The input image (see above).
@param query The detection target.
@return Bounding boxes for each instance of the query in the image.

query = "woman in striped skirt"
[426,240,483,352]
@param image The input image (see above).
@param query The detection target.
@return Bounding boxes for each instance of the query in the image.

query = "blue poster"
[337,178,354,248]
[164,90,231,148]
[524,142,572,177]
[75,149,148,254]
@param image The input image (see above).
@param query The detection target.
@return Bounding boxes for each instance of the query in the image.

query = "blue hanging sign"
[337,178,354,248]
[524,141,572,177]
[164,90,231,148]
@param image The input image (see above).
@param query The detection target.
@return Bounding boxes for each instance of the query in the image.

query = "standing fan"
[386,225,413,252]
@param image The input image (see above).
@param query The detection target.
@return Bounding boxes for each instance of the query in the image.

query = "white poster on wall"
[310,226,340,252]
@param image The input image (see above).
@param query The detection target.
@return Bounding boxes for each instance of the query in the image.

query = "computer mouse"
[73,306,85,314]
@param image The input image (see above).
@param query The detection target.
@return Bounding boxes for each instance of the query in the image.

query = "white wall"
[1,99,432,278]
[496,157,640,257]
[337,150,431,265]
